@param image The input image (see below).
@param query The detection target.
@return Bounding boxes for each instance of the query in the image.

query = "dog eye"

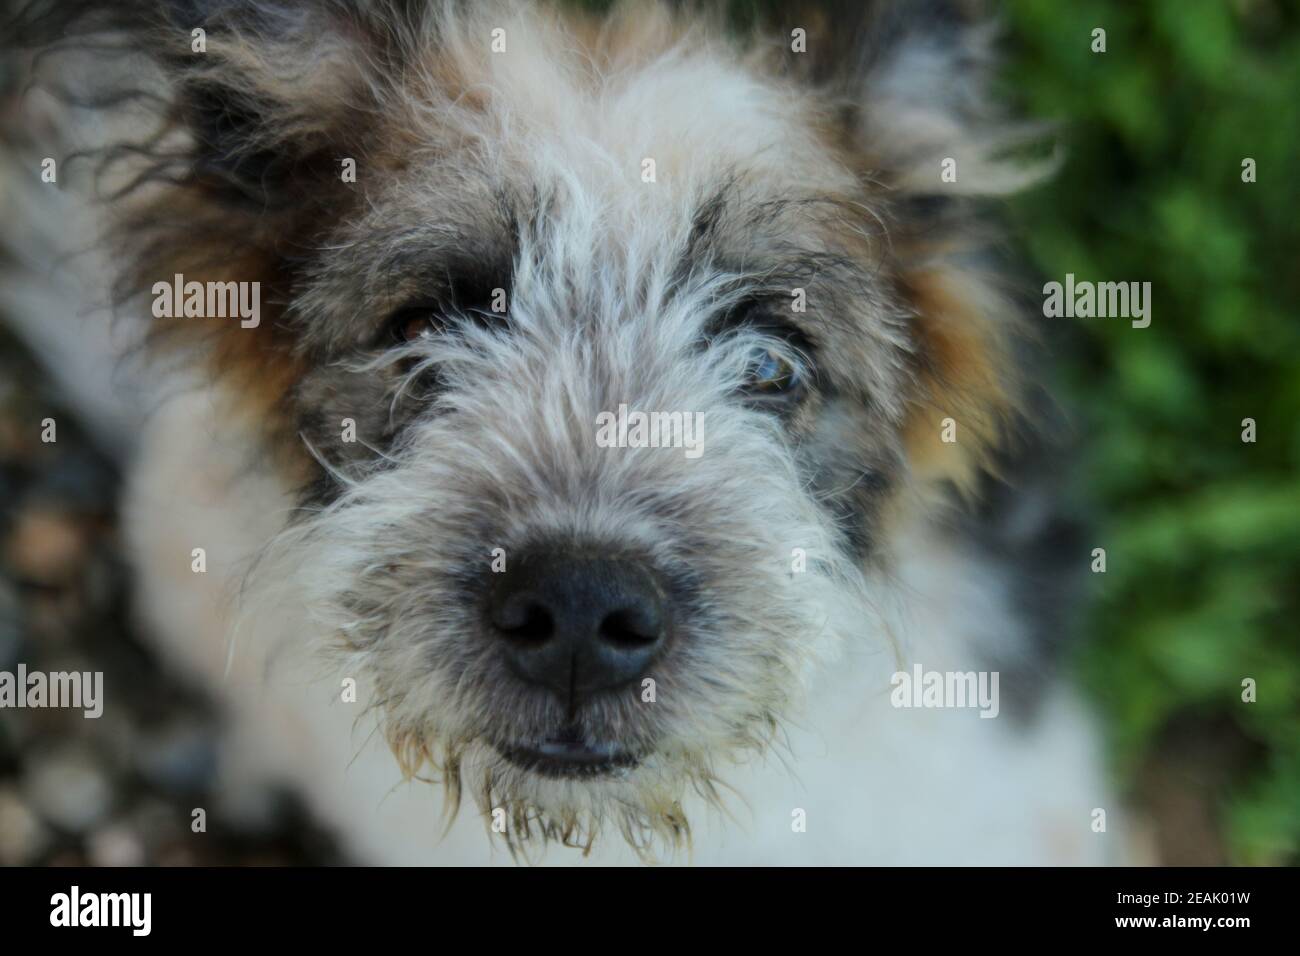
[743,346,802,395]
[389,308,443,344]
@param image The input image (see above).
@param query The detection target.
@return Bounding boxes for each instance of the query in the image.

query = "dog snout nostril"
[599,607,662,648]
[487,550,668,701]
[491,593,554,645]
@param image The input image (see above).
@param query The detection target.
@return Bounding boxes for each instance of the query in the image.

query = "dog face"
[281,5,910,851]
[19,0,1042,852]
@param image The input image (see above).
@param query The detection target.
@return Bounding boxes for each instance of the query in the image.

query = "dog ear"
[844,0,1053,198]
[795,0,1055,490]
[9,0,423,462]
[13,0,416,206]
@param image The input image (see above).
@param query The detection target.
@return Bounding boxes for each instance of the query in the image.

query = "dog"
[2,0,1116,863]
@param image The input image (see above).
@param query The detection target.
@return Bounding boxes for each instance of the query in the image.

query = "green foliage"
[1003,0,1300,864]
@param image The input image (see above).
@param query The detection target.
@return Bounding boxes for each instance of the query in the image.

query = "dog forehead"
[413,12,857,214]
[294,11,872,353]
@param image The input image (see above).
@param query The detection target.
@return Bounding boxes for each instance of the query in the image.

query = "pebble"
[87,822,146,867]
[0,785,51,864]
[22,744,114,833]
[134,718,218,795]
[5,508,87,586]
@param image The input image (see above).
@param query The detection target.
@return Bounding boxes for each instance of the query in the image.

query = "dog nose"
[487,551,667,703]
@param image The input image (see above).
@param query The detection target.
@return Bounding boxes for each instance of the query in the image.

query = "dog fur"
[2,0,1117,863]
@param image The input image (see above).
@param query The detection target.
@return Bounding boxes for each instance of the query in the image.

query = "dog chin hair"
[387,733,716,860]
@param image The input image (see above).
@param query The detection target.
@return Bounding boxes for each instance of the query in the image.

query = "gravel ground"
[0,327,344,865]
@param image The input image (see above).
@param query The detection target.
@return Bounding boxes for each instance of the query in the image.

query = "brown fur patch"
[121,178,315,480]
[899,265,1018,491]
